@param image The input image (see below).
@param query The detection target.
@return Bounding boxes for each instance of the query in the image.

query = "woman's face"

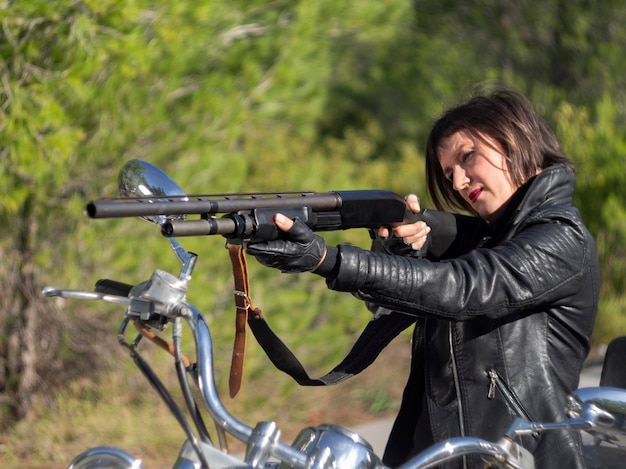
[438,130,519,222]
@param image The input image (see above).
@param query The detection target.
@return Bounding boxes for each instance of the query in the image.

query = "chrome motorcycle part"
[172,440,249,469]
[118,159,188,225]
[278,424,383,469]
[569,387,626,446]
[42,286,130,306]
[245,421,281,467]
[137,269,188,317]
[68,446,143,469]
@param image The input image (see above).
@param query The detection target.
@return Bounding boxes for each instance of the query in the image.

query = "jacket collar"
[489,164,575,235]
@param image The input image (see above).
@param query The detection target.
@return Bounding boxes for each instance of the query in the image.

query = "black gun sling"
[227,244,416,392]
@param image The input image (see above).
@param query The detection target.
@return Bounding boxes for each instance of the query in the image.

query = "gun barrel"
[86,191,343,219]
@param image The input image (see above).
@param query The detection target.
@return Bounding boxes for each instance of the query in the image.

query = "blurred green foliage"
[1,0,626,463]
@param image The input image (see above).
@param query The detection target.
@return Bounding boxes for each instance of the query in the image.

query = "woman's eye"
[461,151,474,162]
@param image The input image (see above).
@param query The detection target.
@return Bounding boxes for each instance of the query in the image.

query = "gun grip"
[378,208,460,259]
[402,209,423,225]
[371,209,427,258]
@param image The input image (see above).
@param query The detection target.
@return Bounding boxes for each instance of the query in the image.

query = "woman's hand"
[246,214,327,273]
[378,194,431,251]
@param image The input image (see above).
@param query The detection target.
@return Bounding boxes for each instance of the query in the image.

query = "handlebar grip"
[95,279,134,297]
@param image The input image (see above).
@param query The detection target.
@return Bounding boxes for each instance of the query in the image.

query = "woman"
[246,88,600,468]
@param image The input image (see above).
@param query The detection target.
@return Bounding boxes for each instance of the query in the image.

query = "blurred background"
[1,1,625,467]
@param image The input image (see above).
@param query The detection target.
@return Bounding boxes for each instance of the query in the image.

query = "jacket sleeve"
[327,210,592,321]
[421,210,489,259]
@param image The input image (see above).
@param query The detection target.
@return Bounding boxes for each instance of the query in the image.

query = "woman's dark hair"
[425,87,573,213]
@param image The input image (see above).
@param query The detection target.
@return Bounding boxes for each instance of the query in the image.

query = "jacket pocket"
[487,368,535,422]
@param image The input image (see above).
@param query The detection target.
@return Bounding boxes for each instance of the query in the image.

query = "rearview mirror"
[118,159,187,225]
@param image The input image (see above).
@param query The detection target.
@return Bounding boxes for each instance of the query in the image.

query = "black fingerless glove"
[369,230,429,258]
[246,217,327,273]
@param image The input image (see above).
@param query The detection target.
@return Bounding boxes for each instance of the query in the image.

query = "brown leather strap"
[227,244,263,397]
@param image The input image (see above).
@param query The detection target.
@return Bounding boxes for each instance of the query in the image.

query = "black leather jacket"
[323,165,600,468]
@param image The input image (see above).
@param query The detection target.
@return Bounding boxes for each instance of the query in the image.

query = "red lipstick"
[469,188,482,203]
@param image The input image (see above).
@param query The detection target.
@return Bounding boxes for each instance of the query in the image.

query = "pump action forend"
[86,190,422,242]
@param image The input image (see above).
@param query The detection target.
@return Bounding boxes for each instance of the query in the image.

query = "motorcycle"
[43,160,626,469]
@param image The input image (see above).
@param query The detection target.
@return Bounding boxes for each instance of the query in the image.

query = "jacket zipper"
[487,368,534,422]
[449,323,468,469]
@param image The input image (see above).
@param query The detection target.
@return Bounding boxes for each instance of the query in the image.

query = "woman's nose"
[452,166,468,191]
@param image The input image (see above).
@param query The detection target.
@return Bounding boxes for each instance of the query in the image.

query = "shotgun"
[86,190,422,242]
